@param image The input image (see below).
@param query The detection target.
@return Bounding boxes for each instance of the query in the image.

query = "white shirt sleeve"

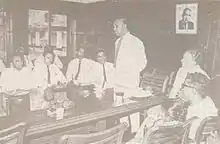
[136,40,147,72]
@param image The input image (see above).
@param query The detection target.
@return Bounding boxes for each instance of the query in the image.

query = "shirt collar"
[121,32,130,39]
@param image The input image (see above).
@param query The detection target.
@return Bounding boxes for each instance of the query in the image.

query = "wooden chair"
[60,123,128,144]
[195,116,220,144]
[161,76,169,94]
[142,117,196,144]
[0,122,27,144]
[140,68,170,95]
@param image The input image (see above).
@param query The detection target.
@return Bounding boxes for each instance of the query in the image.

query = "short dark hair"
[12,52,25,66]
[182,8,192,17]
[120,18,128,25]
[96,48,105,55]
[114,18,128,26]
[76,47,85,52]
[184,72,209,97]
[43,48,55,63]
[12,52,24,61]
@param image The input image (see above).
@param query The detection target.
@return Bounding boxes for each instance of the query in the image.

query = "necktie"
[47,65,51,84]
[114,37,123,68]
[102,64,107,88]
[75,59,82,80]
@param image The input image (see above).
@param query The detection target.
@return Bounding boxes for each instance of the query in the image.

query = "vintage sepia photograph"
[0,0,220,144]
[176,3,198,34]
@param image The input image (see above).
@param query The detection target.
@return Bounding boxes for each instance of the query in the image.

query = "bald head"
[113,18,129,37]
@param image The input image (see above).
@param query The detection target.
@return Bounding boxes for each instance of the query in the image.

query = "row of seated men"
[1,45,220,143]
[0,47,114,115]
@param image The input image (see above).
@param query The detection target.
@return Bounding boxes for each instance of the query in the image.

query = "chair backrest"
[0,122,27,144]
[60,123,128,144]
[143,117,196,144]
[195,116,220,144]
[162,76,169,94]
[141,70,170,94]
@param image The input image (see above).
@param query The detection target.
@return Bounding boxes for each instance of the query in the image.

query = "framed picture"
[176,3,198,34]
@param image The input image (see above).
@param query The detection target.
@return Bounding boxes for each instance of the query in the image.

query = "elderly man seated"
[0,52,35,119]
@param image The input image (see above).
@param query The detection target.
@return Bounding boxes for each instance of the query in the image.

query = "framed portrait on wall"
[176,3,198,34]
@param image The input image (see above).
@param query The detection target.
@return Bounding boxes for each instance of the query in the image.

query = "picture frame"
[176,3,198,34]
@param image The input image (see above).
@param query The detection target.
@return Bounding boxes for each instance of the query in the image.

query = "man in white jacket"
[113,18,147,134]
[113,18,147,94]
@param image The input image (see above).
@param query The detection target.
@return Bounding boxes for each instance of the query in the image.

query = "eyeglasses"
[185,14,191,17]
[182,83,195,89]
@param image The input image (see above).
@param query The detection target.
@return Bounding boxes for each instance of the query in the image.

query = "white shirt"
[169,65,210,98]
[114,32,147,89]
[0,67,34,90]
[66,58,97,85]
[32,64,66,89]
[0,59,5,73]
[93,62,115,89]
[186,96,218,140]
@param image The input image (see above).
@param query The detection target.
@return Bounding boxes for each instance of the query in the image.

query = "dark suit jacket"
[179,19,194,30]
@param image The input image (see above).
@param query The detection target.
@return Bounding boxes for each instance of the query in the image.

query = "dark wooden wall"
[3,0,220,72]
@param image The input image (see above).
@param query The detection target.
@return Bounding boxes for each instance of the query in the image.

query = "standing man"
[113,18,147,96]
[113,18,147,134]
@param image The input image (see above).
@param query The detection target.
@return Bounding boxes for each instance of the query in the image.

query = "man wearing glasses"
[180,72,217,141]
[179,8,194,30]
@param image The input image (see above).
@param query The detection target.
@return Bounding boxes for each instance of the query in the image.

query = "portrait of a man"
[179,8,194,30]
[176,3,198,34]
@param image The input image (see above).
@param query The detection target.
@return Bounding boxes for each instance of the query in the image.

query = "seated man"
[0,52,34,91]
[33,49,67,89]
[0,52,35,119]
[180,72,218,141]
[34,38,63,69]
[66,47,97,85]
[32,49,67,110]
[169,49,210,99]
[93,49,115,102]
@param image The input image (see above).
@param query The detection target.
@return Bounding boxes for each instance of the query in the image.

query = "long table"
[27,96,166,136]
[1,96,167,144]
